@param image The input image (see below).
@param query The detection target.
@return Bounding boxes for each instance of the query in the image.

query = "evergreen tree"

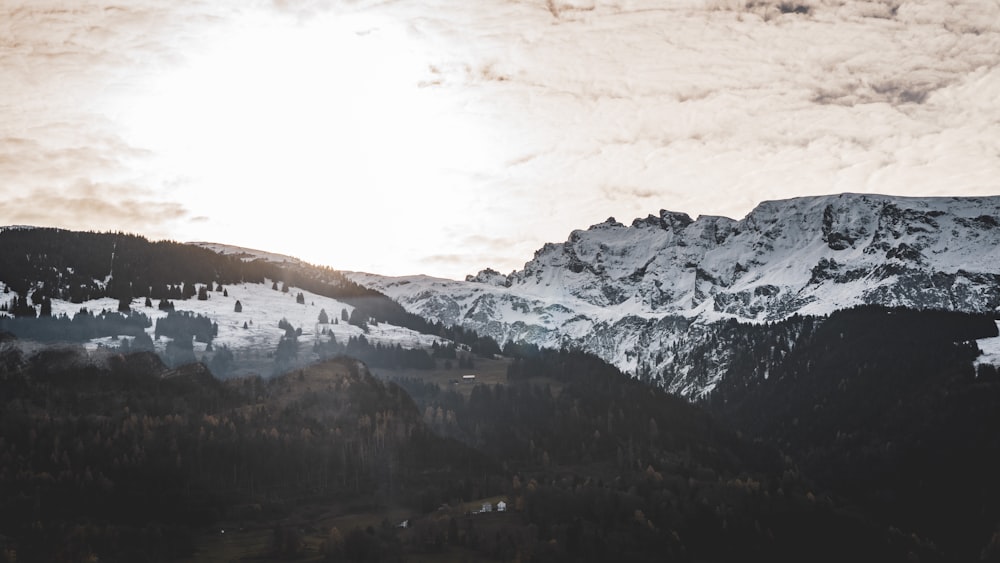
[209,345,234,376]
[132,330,154,352]
[278,318,297,338]
[234,300,243,313]
[275,334,298,366]
[10,296,36,318]
[296,292,305,305]
[197,285,209,301]
[318,309,329,324]
[349,308,368,331]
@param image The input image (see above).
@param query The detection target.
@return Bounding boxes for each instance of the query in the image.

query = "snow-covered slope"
[348,193,1000,396]
[30,280,442,376]
[189,242,306,266]
[976,321,1000,369]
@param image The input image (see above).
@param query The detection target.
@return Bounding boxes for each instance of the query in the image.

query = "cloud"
[3,0,999,279]
[601,186,660,201]
[0,180,190,237]
[0,1,243,240]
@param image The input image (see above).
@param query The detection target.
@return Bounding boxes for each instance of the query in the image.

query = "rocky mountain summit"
[349,193,1000,396]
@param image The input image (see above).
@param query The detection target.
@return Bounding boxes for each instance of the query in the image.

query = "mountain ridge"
[347,193,1000,396]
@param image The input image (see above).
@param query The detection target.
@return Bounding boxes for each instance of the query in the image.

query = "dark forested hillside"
[386,347,937,562]
[0,346,498,562]
[708,306,1000,561]
[0,335,942,562]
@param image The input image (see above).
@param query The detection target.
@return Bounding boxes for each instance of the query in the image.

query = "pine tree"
[234,300,243,313]
[348,308,368,332]
[318,309,329,324]
[11,296,36,318]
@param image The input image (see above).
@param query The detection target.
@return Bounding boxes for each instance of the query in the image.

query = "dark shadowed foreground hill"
[0,339,940,562]
[709,306,1000,561]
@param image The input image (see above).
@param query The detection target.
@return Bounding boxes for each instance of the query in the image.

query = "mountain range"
[347,193,1000,396]
[3,193,1000,561]
[2,193,998,398]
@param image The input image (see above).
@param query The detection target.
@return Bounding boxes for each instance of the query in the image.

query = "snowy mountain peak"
[488,193,1000,318]
[465,267,511,287]
[630,210,696,233]
[349,193,1000,396]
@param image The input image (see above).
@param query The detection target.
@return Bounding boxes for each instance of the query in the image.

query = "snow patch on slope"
[45,279,441,368]
[976,322,1000,368]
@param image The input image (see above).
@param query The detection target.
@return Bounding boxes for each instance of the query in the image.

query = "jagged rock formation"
[349,193,1000,396]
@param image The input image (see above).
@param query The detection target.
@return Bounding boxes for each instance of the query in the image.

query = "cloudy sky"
[2,0,999,279]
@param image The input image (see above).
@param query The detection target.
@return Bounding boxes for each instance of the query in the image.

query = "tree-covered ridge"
[0,350,498,562]
[0,335,940,562]
[707,306,1000,560]
[0,229,251,301]
[386,347,935,562]
[0,308,152,342]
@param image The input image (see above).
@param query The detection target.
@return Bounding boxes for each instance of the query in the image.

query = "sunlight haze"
[2,0,999,278]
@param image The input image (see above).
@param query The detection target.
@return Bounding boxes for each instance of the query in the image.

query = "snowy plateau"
[347,193,1000,397]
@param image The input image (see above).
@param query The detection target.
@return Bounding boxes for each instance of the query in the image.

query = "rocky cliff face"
[348,193,1000,396]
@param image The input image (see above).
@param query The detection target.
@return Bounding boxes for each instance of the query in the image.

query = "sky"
[2,0,999,279]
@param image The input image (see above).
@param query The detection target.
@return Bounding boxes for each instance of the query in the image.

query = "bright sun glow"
[115,11,493,275]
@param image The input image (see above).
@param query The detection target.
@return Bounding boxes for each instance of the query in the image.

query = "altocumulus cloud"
[2,0,998,278]
[0,1,236,232]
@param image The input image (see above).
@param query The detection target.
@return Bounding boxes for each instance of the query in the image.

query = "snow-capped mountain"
[348,193,1000,396]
